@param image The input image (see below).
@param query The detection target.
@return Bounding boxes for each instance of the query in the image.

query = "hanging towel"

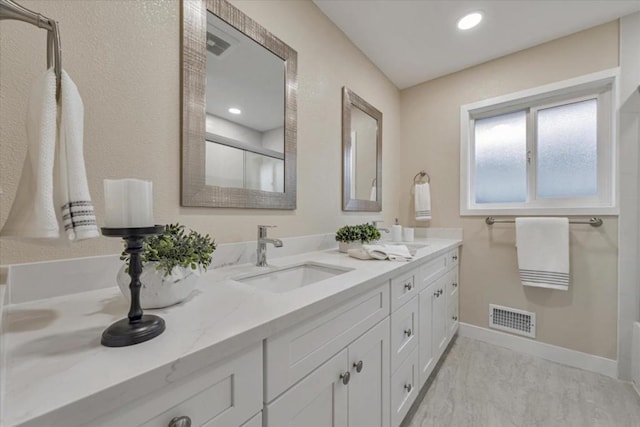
[414,182,431,221]
[0,70,59,239]
[515,217,569,290]
[55,70,98,240]
[1,70,98,241]
[369,185,376,201]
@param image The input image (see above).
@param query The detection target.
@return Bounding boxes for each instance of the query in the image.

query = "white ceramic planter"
[117,262,201,309]
[338,241,362,253]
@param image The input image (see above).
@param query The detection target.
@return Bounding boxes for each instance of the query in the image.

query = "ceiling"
[313,0,640,89]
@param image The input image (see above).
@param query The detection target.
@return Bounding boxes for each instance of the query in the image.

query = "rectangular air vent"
[489,304,536,338]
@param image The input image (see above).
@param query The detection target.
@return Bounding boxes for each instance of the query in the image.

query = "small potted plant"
[117,223,216,308]
[335,223,381,253]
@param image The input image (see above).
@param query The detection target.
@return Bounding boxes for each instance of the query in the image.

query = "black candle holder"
[101,225,166,347]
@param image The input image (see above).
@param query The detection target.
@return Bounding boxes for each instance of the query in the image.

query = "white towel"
[1,70,59,239]
[362,244,413,262]
[55,70,99,240]
[415,182,431,221]
[0,69,98,241]
[369,185,376,201]
[515,218,569,290]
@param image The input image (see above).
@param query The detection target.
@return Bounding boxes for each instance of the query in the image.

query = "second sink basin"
[234,262,352,293]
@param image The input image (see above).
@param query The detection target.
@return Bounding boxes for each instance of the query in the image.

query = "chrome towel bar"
[0,0,62,98]
[485,216,603,227]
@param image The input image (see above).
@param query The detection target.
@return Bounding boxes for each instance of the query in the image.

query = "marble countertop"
[2,237,460,426]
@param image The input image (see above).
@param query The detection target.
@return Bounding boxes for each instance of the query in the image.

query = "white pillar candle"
[103,179,154,228]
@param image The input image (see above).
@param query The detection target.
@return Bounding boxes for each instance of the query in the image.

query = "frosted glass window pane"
[474,110,527,203]
[536,99,597,198]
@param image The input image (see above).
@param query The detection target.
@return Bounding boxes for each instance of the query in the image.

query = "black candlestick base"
[101,314,166,347]
[101,225,166,348]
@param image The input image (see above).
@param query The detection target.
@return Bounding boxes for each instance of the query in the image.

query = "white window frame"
[460,68,619,216]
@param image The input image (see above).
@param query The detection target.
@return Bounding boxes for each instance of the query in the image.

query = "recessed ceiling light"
[228,107,242,115]
[457,12,483,31]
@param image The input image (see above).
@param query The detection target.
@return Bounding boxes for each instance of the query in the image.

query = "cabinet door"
[418,282,436,387]
[433,275,448,358]
[266,349,348,427]
[447,269,459,338]
[348,318,390,427]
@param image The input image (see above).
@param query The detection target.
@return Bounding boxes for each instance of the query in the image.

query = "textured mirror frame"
[181,0,298,209]
[342,87,382,211]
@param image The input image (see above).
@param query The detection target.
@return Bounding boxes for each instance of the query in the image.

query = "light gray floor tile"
[404,336,640,427]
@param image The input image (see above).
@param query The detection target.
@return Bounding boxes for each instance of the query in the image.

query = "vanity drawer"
[390,268,418,312]
[391,346,419,427]
[446,269,459,298]
[91,344,262,427]
[417,253,447,292]
[447,248,459,267]
[390,295,418,373]
[265,283,390,402]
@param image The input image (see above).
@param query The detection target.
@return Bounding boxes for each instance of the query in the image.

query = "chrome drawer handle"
[404,328,413,337]
[353,360,364,373]
[404,282,413,291]
[452,255,458,261]
[169,416,191,427]
[453,282,458,288]
[404,383,412,393]
[453,316,458,321]
[340,371,351,385]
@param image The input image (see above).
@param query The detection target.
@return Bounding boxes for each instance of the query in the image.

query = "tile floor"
[404,336,640,427]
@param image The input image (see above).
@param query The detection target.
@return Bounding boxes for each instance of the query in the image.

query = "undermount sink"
[233,262,352,293]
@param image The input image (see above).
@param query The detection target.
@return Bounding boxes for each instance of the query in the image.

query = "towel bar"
[0,0,62,98]
[485,217,603,227]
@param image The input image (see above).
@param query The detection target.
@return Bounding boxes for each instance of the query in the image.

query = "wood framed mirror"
[181,0,297,209]
[342,87,382,211]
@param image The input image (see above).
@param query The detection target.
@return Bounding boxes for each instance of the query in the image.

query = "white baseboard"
[459,323,618,378]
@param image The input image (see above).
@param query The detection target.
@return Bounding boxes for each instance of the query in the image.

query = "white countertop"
[2,237,460,426]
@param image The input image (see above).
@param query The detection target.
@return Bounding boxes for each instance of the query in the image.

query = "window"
[460,69,617,215]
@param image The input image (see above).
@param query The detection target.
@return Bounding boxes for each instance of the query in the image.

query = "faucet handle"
[372,220,384,227]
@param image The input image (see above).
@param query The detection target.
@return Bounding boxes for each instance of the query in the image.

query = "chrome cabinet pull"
[452,254,458,261]
[404,282,413,291]
[340,371,351,385]
[404,328,413,337]
[169,416,191,427]
[404,383,412,393]
[353,360,364,373]
[453,282,458,288]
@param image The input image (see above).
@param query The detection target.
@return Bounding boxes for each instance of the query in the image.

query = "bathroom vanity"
[1,236,460,427]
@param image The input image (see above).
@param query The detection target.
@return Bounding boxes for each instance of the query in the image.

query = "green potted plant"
[335,223,381,253]
[117,223,216,308]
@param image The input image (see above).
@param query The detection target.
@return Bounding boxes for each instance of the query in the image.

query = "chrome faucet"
[257,225,283,267]
[372,220,390,234]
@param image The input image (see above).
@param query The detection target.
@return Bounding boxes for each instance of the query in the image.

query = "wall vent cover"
[489,304,536,338]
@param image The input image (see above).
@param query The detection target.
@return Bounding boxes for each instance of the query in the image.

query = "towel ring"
[413,170,430,184]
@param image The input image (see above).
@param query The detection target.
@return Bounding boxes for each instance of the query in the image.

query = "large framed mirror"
[342,87,382,211]
[181,0,297,209]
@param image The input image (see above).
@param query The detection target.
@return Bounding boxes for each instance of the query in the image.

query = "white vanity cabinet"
[89,343,263,427]
[418,249,460,387]
[265,317,390,427]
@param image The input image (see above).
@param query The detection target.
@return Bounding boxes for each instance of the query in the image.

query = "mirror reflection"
[205,11,285,193]
[350,107,379,201]
[342,87,382,211]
